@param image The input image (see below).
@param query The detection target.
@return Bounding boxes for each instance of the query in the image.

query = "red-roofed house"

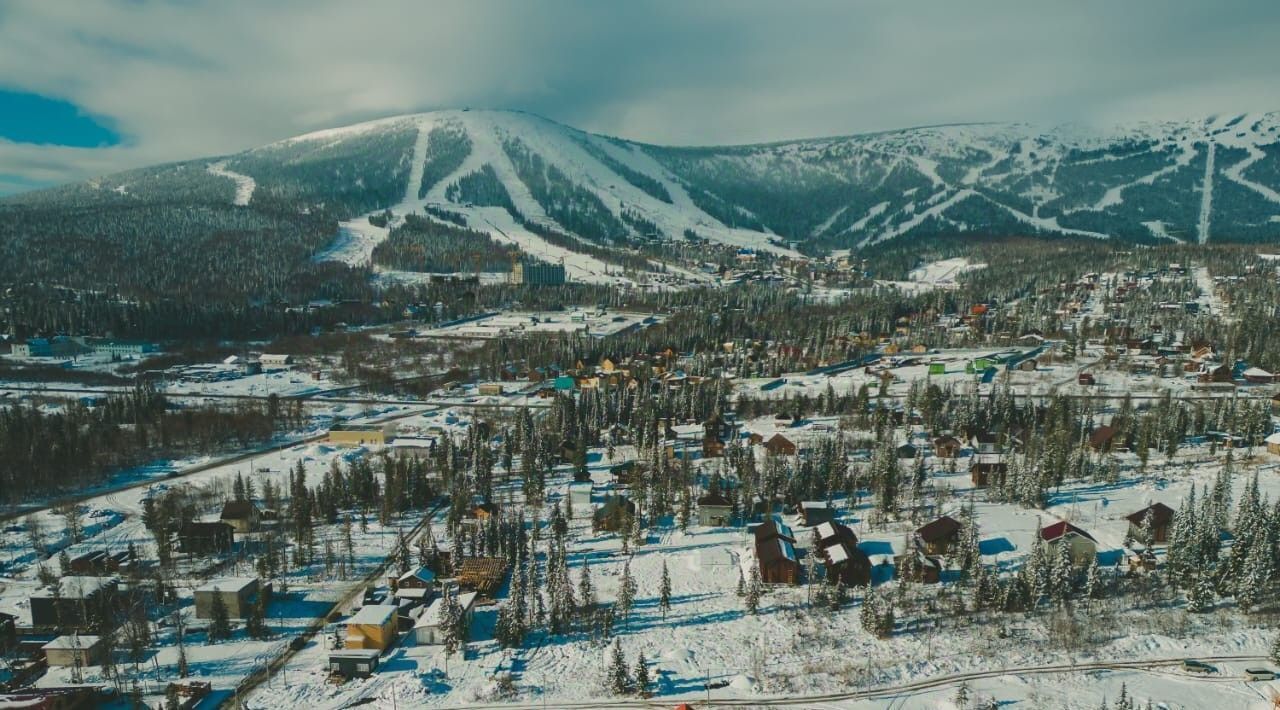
[1040,521,1097,566]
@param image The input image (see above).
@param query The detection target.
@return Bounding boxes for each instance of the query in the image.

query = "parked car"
[1182,659,1217,674]
[1244,667,1276,681]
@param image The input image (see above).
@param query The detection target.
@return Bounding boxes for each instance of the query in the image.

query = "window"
[330,662,340,671]
[357,663,369,673]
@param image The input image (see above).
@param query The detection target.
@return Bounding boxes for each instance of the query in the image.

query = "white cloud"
[1,0,1278,193]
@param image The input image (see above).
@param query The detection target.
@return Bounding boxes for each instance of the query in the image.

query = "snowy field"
[418,308,663,340]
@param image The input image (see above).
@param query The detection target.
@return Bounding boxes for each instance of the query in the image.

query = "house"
[798,501,835,527]
[66,549,135,576]
[593,496,636,533]
[30,577,119,630]
[893,549,941,584]
[971,433,1001,454]
[915,516,962,555]
[932,435,963,458]
[1267,432,1280,456]
[178,521,234,554]
[391,566,437,592]
[220,500,260,534]
[462,502,500,528]
[325,424,392,447]
[328,649,382,678]
[1126,502,1175,544]
[969,454,1007,487]
[755,536,800,585]
[42,635,103,667]
[345,605,399,651]
[812,522,869,587]
[412,591,477,645]
[1088,425,1120,452]
[258,353,293,367]
[764,433,797,456]
[895,443,918,459]
[568,482,593,516]
[754,517,799,585]
[1198,364,1233,384]
[697,492,733,527]
[1242,367,1275,384]
[1040,521,1098,566]
[194,578,268,619]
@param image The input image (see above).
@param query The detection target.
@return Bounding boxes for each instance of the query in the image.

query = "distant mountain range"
[6,109,1280,273]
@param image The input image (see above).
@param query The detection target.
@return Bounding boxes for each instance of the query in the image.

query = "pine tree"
[954,681,971,708]
[745,560,762,615]
[617,559,637,621]
[609,639,630,695]
[735,566,746,597]
[246,587,270,640]
[1187,572,1215,613]
[207,588,231,643]
[658,560,672,619]
[578,561,596,610]
[634,651,651,696]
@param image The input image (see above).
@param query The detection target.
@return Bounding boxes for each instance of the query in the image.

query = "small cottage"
[696,492,733,527]
[1040,521,1098,566]
[219,500,260,534]
[328,649,381,678]
[915,516,961,555]
[43,635,103,667]
[1126,502,1175,544]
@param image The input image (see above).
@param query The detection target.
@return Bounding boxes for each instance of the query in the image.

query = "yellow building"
[326,425,392,447]
[345,604,398,651]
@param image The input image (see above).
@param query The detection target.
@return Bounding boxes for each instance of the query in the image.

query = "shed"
[969,454,1007,488]
[568,482,593,515]
[42,635,103,667]
[932,435,962,458]
[593,496,636,533]
[763,433,797,456]
[328,648,382,678]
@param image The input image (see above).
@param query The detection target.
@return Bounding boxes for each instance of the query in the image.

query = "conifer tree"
[745,560,762,614]
[207,588,231,643]
[658,560,672,619]
[634,652,651,696]
[609,639,630,695]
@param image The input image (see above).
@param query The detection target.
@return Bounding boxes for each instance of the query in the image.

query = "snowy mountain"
[7,110,1280,272]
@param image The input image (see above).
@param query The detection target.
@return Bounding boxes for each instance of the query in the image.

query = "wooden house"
[219,500,260,534]
[593,496,636,533]
[1267,432,1280,456]
[893,549,941,584]
[455,557,509,597]
[412,591,477,645]
[1125,502,1175,544]
[764,433,797,456]
[915,516,961,555]
[178,521,234,554]
[1088,425,1120,452]
[969,454,1007,487]
[798,501,835,527]
[755,535,800,585]
[932,435,962,458]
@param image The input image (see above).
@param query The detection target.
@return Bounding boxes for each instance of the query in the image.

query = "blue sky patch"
[0,89,120,147]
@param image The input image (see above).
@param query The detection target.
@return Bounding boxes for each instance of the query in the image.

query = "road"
[413,654,1271,709]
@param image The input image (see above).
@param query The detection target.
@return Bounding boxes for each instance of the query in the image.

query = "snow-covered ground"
[207,160,257,207]
[417,308,662,340]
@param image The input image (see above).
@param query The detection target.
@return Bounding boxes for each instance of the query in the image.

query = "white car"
[1244,667,1276,681]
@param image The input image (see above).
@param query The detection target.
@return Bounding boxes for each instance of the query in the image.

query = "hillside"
[4,109,1280,296]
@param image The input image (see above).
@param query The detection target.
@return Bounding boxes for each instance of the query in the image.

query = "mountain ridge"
[5,109,1280,286]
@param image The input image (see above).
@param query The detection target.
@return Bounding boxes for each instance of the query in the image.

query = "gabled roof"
[398,566,436,585]
[697,492,732,507]
[915,515,962,544]
[348,604,398,626]
[815,521,857,548]
[756,537,797,565]
[753,518,794,543]
[1125,502,1175,527]
[220,500,258,519]
[1040,521,1096,543]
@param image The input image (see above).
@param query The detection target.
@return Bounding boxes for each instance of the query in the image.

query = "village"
[0,252,1279,709]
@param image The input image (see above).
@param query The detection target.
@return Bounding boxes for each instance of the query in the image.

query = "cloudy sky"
[1,0,1278,194]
